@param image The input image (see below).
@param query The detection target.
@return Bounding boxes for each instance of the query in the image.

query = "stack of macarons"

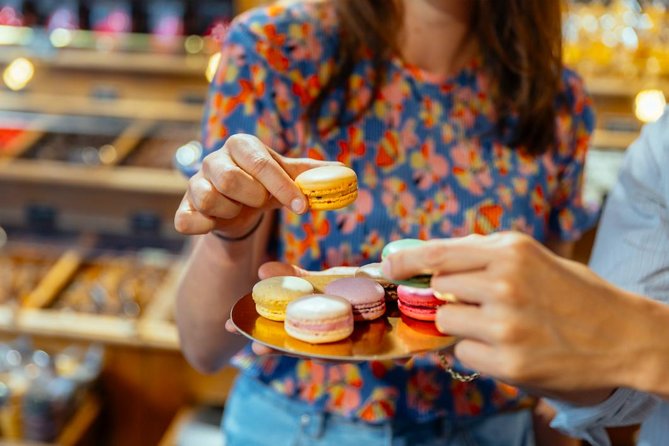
[252,275,387,345]
[380,238,457,320]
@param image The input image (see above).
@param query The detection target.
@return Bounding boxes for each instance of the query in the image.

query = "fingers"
[226,134,307,214]
[278,155,343,178]
[203,149,269,209]
[225,319,238,334]
[453,339,497,375]
[431,272,493,305]
[258,261,309,280]
[251,342,276,356]
[382,235,496,279]
[435,304,489,340]
[174,195,216,235]
[187,174,243,220]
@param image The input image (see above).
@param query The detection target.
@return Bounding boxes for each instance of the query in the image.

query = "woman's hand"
[174,134,338,237]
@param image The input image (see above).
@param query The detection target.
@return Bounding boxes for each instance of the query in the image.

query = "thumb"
[258,261,309,280]
[278,156,344,180]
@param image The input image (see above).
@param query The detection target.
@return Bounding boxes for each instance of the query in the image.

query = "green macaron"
[381,239,432,288]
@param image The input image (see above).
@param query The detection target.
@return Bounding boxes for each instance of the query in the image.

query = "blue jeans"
[222,374,535,446]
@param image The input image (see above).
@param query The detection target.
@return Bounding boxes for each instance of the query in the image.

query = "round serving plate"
[230,293,456,361]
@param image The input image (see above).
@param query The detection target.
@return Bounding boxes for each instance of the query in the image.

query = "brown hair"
[307,0,563,156]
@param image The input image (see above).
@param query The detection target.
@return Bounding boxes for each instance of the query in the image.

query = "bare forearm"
[176,216,272,373]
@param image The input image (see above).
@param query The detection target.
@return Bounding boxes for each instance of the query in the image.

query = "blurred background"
[0,0,665,445]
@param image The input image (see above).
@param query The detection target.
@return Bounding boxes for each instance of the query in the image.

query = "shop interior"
[0,0,667,444]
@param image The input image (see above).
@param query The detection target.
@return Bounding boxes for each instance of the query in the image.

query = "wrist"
[211,213,265,242]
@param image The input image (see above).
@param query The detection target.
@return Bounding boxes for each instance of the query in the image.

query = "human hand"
[174,134,339,237]
[381,232,650,400]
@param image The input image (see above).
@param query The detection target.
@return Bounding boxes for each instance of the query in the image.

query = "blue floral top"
[200,2,595,424]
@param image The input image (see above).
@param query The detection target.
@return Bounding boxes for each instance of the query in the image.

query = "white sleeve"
[589,108,669,302]
[549,108,669,443]
[550,388,660,446]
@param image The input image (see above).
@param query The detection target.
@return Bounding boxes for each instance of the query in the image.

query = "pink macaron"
[284,295,354,344]
[396,285,443,321]
[324,277,386,322]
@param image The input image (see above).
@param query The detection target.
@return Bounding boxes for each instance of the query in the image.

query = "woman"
[174,0,594,444]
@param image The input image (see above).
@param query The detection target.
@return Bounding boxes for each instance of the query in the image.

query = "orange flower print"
[451,142,493,196]
[337,126,366,164]
[531,185,548,217]
[376,130,404,169]
[360,230,385,261]
[493,142,512,176]
[407,369,442,414]
[296,360,327,403]
[451,380,484,417]
[326,364,364,415]
[410,138,449,190]
[325,243,355,268]
[457,200,504,235]
[381,178,417,233]
[357,388,398,422]
[336,189,373,234]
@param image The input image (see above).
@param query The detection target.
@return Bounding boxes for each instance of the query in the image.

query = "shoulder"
[225,1,340,72]
[557,68,594,122]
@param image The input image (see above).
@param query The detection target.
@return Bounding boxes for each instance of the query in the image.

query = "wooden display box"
[0,393,101,446]
[0,246,182,351]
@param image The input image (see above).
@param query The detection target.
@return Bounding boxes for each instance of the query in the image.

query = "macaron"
[252,276,315,321]
[295,165,358,210]
[396,285,443,321]
[324,277,386,321]
[354,262,398,300]
[284,294,354,344]
[381,239,431,288]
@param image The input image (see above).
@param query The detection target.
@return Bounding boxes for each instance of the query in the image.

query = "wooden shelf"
[0,92,203,123]
[584,74,669,98]
[0,160,187,195]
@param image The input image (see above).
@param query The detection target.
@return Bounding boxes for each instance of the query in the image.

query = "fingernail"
[291,198,306,214]
[435,306,448,334]
[381,259,393,278]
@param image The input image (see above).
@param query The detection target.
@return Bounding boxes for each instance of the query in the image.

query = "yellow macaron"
[252,276,315,321]
[295,165,358,210]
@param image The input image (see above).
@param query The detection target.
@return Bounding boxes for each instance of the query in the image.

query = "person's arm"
[175,216,273,372]
[173,18,337,373]
[547,108,669,439]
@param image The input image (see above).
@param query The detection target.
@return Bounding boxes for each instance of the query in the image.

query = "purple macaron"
[324,277,386,321]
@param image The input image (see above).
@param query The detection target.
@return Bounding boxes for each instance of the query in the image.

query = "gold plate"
[230,293,456,361]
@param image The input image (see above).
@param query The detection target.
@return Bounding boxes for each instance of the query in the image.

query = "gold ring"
[434,290,458,303]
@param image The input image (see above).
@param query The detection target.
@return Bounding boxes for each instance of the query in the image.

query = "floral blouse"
[200,2,595,424]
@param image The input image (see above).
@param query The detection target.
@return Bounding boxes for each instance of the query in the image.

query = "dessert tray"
[230,271,456,361]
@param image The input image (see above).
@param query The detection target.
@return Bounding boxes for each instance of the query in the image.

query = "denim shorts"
[222,374,535,446]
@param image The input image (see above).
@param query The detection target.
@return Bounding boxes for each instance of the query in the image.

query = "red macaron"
[396,285,443,321]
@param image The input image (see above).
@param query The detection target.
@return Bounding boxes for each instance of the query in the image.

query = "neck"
[400,0,475,78]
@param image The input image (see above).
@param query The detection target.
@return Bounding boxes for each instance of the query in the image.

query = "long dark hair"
[307,0,563,156]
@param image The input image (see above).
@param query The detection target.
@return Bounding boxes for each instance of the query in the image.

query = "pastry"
[324,277,386,321]
[354,262,398,300]
[294,165,358,210]
[396,285,443,322]
[284,295,354,344]
[252,276,314,321]
[381,239,431,288]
